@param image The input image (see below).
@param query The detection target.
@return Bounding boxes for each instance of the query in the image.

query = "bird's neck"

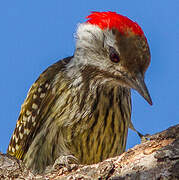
[65,62,132,125]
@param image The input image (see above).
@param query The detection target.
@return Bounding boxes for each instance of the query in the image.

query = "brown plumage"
[7,11,152,173]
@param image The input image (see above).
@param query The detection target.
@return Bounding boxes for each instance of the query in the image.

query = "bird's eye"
[109,47,120,63]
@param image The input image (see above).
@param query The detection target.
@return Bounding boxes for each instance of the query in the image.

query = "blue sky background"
[0,1,178,153]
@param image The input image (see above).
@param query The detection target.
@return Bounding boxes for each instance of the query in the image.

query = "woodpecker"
[7,11,152,173]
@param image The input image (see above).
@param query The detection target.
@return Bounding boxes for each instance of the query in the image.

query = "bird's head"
[74,11,152,105]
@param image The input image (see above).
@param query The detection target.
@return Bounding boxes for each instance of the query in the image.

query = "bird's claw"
[137,132,151,143]
[53,155,78,171]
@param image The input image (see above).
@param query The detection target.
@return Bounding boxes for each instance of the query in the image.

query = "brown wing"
[7,57,72,160]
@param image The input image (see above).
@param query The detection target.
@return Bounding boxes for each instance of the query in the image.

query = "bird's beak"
[132,73,153,105]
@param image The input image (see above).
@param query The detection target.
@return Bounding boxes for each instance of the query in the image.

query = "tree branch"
[1,124,179,179]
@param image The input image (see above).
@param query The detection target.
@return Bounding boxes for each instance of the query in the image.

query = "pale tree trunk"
[1,124,179,180]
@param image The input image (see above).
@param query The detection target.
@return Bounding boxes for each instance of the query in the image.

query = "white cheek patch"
[76,23,118,55]
[75,23,104,48]
[70,23,121,74]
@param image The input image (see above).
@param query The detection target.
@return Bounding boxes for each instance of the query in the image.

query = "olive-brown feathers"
[114,29,150,77]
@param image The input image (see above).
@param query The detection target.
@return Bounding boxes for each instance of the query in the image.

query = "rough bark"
[1,124,179,180]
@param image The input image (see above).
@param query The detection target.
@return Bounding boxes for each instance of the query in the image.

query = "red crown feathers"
[86,11,144,37]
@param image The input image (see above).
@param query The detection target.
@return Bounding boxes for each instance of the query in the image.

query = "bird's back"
[7,57,72,160]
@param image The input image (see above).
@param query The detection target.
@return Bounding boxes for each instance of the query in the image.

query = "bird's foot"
[52,155,78,171]
[137,132,151,143]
